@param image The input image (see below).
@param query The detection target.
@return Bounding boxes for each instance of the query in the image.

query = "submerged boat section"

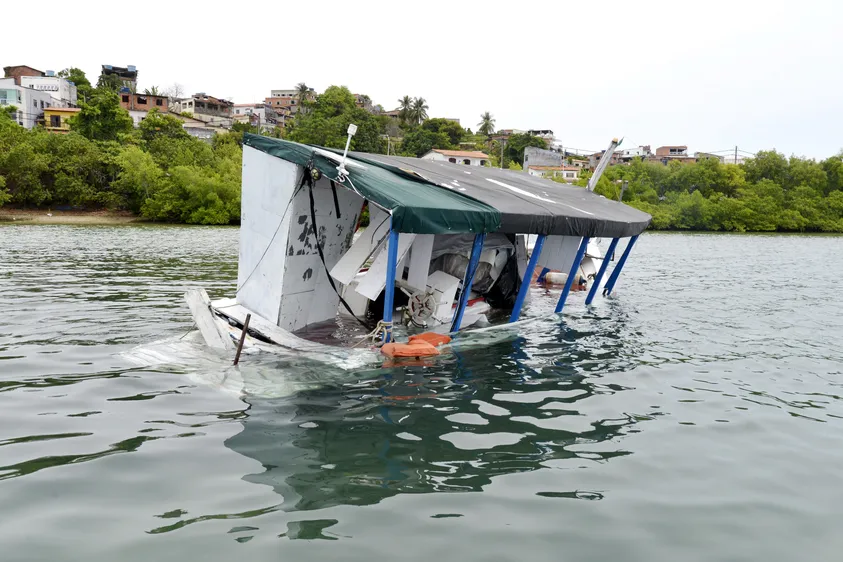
[186,132,651,365]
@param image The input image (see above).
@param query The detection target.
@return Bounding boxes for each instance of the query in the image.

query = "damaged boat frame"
[185,127,651,363]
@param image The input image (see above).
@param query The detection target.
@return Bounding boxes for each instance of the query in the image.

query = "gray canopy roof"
[352,153,652,238]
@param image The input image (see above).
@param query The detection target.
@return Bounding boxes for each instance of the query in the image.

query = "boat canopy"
[243,134,651,237]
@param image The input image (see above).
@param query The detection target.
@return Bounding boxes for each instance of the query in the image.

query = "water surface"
[1,225,842,561]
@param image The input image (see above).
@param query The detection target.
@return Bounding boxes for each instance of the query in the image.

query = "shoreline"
[0,209,140,225]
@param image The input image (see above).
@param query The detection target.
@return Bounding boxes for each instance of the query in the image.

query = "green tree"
[400,128,451,157]
[397,95,412,124]
[422,118,464,146]
[296,82,312,113]
[286,86,387,153]
[69,89,134,141]
[477,112,495,136]
[505,133,547,165]
[144,86,162,96]
[138,108,189,142]
[410,97,429,125]
[96,72,124,92]
[58,67,93,101]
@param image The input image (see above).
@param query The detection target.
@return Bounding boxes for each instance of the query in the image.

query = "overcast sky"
[6,0,842,158]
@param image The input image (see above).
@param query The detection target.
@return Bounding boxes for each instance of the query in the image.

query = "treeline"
[0,89,242,224]
[285,86,546,165]
[3,74,842,232]
[579,153,843,232]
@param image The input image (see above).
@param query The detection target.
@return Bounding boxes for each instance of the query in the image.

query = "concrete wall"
[120,93,168,114]
[523,146,563,170]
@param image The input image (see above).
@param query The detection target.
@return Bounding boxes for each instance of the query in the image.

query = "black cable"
[307,172,371,329]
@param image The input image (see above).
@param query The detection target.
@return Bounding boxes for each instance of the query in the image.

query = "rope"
[351,320,393,348]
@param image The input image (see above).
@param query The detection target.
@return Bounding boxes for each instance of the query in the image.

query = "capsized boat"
[185,131,651,365]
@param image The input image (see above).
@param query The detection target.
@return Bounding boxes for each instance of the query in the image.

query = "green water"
[1,225,842,561]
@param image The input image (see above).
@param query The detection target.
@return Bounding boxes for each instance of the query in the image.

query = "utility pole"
[500,139,506,169]
[734,145,738,165]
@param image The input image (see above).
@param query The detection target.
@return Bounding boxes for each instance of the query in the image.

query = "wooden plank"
[329,206,390,285]
[355,233,416,301]
[406,234,435,291]
[185,288,233,351]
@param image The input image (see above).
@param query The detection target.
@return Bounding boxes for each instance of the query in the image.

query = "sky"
[5,0,843,158]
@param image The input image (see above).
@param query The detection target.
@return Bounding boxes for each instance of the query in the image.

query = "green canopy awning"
[243,135,501,234]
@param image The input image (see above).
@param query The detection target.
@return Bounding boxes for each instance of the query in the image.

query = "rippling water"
[1,225,842,561]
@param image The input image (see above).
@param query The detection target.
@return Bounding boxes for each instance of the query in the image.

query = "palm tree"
[411,97,429,125]
[397,95,413,124]
[296,82,311,113]
[478,112,495,136]
[144,86,161,96]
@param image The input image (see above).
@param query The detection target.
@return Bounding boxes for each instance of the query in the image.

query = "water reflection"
[225,321,648,513]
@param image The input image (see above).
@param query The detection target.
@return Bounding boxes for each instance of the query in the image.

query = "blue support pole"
[585,237,620,305]
[554,237,590,313]
[602,234,638,297]
[537,267,550,283]
[382,228,400,343]
[509,234,546,323]
[451,233,486,332]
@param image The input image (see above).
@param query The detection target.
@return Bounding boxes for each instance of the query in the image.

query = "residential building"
[170,93,233,127]
[101,65,138,91]
[587,150,620,170]
[232,103,280,130]
[265,87,315,116]
[44,107,81,133]
[650,145,696,165]
[723,154,746,165]
[695,152,725,163]
[527,129,554,146]
[0,77,55,128]
[353,93,373,111]
[617,145,651,162]
[3,65,44,86]
[655,145,688,157]
[527,165,580,182]
[20,72,78,108]
[118,92,169,126]
[422,149,490,166]
[169,113,220,141]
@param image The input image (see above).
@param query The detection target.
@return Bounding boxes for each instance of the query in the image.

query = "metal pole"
[500,139,506,169]
[382,227,400,343]
[537,267,550,283]
[585,238,619,305]
[555,237,590,313]
[451,233,486,332]
[233,313,251,365]
[602,234,638,297]
[509,234,546,322]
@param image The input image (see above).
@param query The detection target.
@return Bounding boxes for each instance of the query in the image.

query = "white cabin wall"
[237,146,302,322]
[279,177,363,332]
[535,235,583,273]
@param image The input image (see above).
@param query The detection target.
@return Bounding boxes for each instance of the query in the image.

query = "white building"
[0,78,55,128]
[527,166,580,182]
[617,146,651,160]
[20,73,78,108]
[232,103,280,129]
[421,149,490,166]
